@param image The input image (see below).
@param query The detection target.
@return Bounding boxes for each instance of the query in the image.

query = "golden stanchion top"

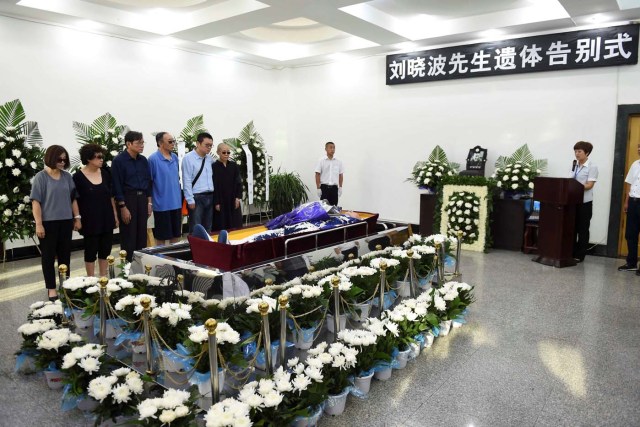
[406,248,414,258]
[308,265,316,272]
[264,278,273,287]
[278,295,289,308]
[331,276,340,287]
[140,296,151,310]
[375,244,382,251]
[258,302,270,315]
[205,318,218,334]
[144,265,152,274]
[58,264,68,274]
[456,230,463,238]
[379,259,387,271]
[434,242,441,249]
[107,255,115,265]
[119,250,127,260]
[99,276,108,287]
[348,253,355,259]
[177,274,184,284]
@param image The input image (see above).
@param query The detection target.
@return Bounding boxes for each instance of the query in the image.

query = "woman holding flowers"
[73,144,118,277]
[31,145,81,301]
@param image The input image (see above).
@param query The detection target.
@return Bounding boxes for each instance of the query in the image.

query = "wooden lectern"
[532,177,584,267]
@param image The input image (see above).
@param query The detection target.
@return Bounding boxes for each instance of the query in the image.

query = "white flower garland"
[440,185,489,252]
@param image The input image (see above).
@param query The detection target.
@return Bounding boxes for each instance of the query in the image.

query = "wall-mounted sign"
[386,24,639,85]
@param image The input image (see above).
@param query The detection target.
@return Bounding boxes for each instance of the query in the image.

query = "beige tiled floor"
[2,247,639,426]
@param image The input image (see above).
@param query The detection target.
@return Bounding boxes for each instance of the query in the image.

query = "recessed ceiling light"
[75,20,102,31]
[588,14,607,23]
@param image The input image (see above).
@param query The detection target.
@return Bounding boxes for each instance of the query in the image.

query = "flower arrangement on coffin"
[0,99,44,243]
[281,284,328,329]
[60,343,112,398]
[184,322,244,376]
[34,328,83,371]
[178,114,208,153]
[224,121,272,209]
[492,144,547,197]
[407,145,459,193]
[88,367,146,425]
[71,112,127,170]
[337,329,381,375]
[137,388,200,427]
[444,191,481,244]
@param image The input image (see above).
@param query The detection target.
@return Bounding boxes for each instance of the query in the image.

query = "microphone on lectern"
[572,159,577,172]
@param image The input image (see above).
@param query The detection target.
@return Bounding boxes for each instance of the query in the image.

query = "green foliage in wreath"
[179,114,208,153]
[224,121,272,208]
[0,99,44,242]
[434,175,498,251]
[445,191,481,244]
[71,113,128,171]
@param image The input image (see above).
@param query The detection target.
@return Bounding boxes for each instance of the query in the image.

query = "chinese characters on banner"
[386,24,639,85]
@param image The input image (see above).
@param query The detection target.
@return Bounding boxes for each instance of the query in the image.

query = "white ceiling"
[1,0,640,68]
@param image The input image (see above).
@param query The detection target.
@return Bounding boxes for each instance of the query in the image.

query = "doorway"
[618,115,640,257]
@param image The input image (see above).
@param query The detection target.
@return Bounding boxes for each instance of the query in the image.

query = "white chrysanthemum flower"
[30,161,37,169]
[78,356,101,374]
[5,158,14,167]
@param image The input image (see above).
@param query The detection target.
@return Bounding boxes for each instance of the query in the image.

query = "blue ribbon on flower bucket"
[287,318,317,345]
[114,330,142,347]
[243,340,257,360]
[431,325,440,337]
[349,370,374,399]
[444,255,455,268]
[61,384,80,412]
[160,344,193,372]
[413,333,426,350]
[14,349,38,373]
[453,313,467,325]
[371,290,398,310]
[256,340,287,369]
[291,404,324,426]
[93,317,126,338]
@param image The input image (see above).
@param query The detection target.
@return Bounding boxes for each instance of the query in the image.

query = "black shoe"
[618,264,637,271]
[48,296,58,302]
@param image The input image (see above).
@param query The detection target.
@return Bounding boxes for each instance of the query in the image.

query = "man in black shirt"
[111,131,152,261]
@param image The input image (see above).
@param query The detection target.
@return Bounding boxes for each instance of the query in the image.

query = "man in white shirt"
[618,143,640,274]
[314,141,344,206]
[571,141,598,263]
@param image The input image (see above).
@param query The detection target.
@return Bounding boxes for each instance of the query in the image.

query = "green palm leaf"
[494,144,547,174]
[0,99,25,129]
[72,121,93,144]
[427,145,449,163]
[238,121,256,145]
[90,112,117,137]
[21,121,43,146]
[180,115,206,143]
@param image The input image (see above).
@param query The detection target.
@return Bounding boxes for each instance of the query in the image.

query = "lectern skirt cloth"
[625,198,640,267]
[574,201,593,261]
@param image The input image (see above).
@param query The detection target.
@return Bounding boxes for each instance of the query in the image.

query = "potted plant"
[363,317,400,380]
[150,302,194,373]
[88,367,146,425]
[35,328,84,389]
[337,328,381,397]
[281,284,328,349]
[60,343,113,411]
[407,145,459,193]
[269,169,310,216]
[15,318,58,374]
[137,388,200,426]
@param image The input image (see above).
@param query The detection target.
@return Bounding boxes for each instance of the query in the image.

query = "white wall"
[2,15,639,250]
[0,16,289,249]
[287,55,639,246]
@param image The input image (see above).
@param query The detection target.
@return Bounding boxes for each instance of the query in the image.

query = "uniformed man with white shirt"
[618,143,640,274]
[314,141,344,206]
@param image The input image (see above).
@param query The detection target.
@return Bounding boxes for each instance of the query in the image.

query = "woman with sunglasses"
[31,145,81,301]
[213,143,243,230]
[73,144,119,277]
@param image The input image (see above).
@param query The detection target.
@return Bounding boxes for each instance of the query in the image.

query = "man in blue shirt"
[149,132,183,245]
[182,132,215,233]
[111,131,152,261]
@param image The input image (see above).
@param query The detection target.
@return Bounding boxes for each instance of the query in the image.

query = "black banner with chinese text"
[386,24,639,85]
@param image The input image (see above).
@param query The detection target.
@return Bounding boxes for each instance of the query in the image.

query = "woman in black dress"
[213,142,243,230]
[73,144,118,277]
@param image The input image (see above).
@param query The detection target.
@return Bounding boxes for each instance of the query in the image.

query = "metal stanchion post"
[57,264,70,327]
[455,230,463,279]
[378,260,387,319]
[331,276,341,341]
[259,302,272,375]
[433,254,439,287]
[205,318,220,404]
[144,265,152,276]
[278,296,288,368]
[177,274,184,293]
[98,277,108,345]
[107,256,115,279]
[439,240,446,279]
[407,249,417,298]
[140,296,155,375]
